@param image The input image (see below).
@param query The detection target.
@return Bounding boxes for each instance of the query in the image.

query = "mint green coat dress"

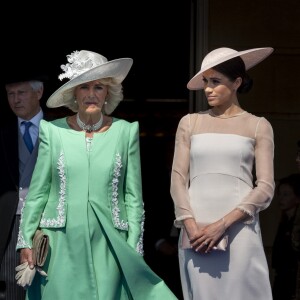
[16,117,177,300]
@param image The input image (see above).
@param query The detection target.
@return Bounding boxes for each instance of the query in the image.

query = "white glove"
[15,262,36,288]
[15,262,47,288]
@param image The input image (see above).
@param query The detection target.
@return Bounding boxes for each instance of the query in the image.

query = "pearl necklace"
[76,113,103,132]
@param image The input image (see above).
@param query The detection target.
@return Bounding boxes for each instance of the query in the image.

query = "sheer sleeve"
[170,114,275,227]
[170,114,194,227]
[236,117,275,223]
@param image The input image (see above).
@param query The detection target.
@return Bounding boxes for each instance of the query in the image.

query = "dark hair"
[297,140,300,148]
[277,173,300,198]
[212,56,253,94]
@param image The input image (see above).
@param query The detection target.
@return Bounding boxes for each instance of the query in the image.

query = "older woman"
[16,50,177,300]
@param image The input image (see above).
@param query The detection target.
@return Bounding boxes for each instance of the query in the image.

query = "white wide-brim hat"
[46,50,133,108]
[187,47,274,90]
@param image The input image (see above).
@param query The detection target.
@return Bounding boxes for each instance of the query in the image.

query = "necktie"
[22,121,33,153]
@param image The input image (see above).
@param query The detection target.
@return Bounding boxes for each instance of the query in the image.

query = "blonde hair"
[63,77,123,115]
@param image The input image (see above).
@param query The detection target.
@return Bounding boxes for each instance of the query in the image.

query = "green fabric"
[19,118,177,300]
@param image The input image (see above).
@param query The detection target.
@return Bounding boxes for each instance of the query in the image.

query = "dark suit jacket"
[0,111,49,265]
[0,118,19,264]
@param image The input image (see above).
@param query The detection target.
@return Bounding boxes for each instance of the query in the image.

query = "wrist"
[221,217,227,233]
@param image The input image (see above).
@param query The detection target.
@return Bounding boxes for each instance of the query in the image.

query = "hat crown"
[58,50,108,81]
[202,47,237,69]
[187,46,273,90]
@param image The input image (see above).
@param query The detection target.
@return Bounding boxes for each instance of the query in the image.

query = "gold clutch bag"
[32,229,49,267]
[15,229,49,288]
[180,223,228,251]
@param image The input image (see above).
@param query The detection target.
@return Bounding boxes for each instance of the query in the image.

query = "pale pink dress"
[170,110,275,300]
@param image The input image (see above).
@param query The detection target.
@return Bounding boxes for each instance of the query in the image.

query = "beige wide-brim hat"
[187,47,274,90]
[46,50,133,109]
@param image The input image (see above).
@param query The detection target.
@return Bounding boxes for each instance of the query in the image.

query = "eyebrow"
[203,75,222,80]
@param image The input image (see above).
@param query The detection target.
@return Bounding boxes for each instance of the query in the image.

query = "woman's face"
[278,183,299,212]
[202,69,240,107]
[74,80,108,114]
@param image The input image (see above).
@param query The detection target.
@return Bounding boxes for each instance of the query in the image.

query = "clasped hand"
[189,220,225,253]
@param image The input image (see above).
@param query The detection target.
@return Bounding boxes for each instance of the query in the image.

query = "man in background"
[272,174,300,299]
[0,68,47,300]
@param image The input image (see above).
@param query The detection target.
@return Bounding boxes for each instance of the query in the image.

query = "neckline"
[209,109,247,119]
[76,113,103,132]
[64,116,115,135]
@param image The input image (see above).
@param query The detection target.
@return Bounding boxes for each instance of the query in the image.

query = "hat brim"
[187,47,274,90]
[46,58,133,108]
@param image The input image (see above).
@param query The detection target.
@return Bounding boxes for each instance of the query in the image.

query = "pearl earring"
[74,97,77,103]
[104,101,107,105]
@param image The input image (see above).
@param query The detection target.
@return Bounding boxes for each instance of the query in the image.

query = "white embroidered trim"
[16,205,31,249]
[112,153,128,230]
[136,208,145,255]
[40,151,66,227]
